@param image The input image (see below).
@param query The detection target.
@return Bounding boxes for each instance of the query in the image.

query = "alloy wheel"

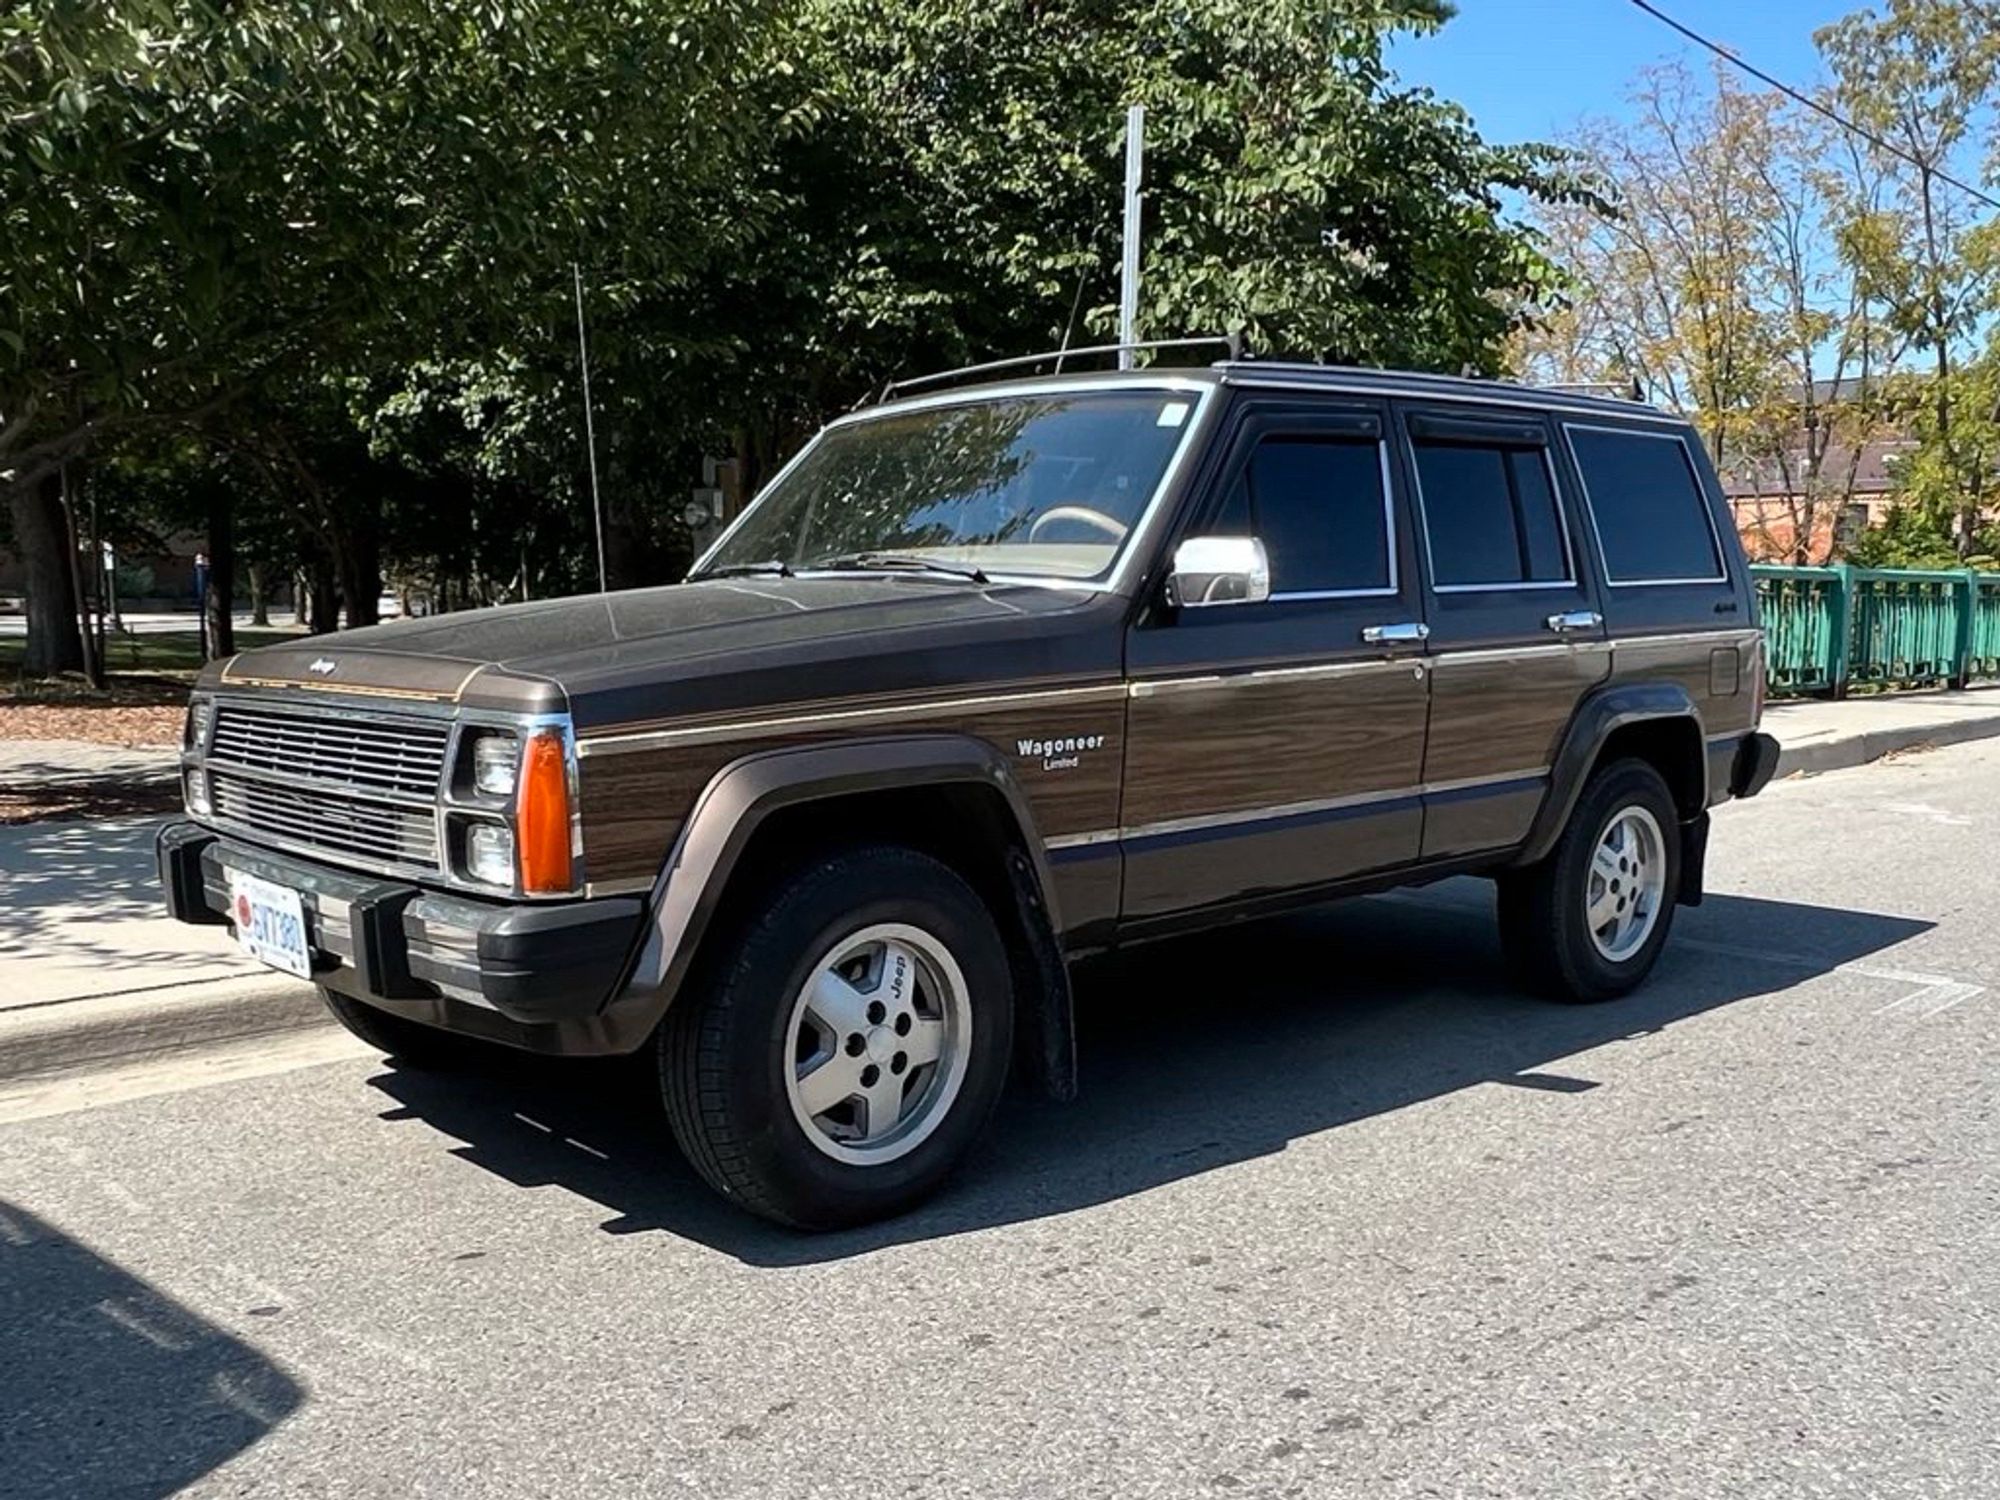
[782,922,973,1165]
[1584,806,1667,963]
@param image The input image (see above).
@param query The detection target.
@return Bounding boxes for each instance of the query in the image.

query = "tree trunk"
[204,487,236,660]
[307,554,339,634]
[332,498,382,628]
[248,563,269,627]
[293,569,309,626]
[7,472,86,676]
[61,469,104,688]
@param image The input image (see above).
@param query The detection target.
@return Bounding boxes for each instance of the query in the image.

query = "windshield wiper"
[812,551,990,584]
[696,559,794,579]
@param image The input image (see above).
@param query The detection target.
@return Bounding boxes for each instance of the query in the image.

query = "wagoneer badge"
[1017,733,1106,773]
[307,658,338,676]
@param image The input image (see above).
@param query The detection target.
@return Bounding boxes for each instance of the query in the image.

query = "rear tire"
[661,845,1014,1231]
[1498,758,1681,1003]
[319,988,492,1070]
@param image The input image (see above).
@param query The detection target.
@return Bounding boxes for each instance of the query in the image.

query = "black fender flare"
[602,734,1076,1097]
[1515,681,1706,867]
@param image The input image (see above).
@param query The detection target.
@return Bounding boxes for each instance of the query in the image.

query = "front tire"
[661,845,1015,1230]
[1498,758,1682,1003]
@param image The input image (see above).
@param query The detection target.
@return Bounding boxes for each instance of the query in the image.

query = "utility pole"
[573,263,609,594]
[1118,104,1144,370]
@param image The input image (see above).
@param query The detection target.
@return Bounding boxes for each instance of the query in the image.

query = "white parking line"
[1673,937,1985,1018]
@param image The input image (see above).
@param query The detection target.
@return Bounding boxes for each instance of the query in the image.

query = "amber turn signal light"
[517,729,574,894]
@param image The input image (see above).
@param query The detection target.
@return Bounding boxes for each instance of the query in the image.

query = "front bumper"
[157,822,654,1055]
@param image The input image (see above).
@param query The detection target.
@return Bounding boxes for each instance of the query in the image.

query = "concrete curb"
[0,976,333,1086]
[1772,710,2000,779]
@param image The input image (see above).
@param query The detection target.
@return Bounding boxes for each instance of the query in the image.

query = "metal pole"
[1118,104,1145,370]
[573,263,609,594]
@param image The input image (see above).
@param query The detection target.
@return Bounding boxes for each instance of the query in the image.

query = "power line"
[1625,0,2000,215]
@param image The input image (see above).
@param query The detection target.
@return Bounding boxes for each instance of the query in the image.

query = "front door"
[1120,397,1431,922]
[1396,403,1611,859]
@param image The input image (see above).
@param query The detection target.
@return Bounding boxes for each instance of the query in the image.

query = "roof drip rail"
[877,335,1249,403]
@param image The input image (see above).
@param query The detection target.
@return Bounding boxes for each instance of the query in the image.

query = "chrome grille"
[210,703,450,798]
[209,770,441,870]
[205,702,449,873]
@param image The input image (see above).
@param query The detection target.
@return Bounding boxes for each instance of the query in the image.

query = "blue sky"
[1386,0,1857,145]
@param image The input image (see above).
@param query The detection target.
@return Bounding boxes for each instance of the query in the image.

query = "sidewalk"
[0,814,324,1083]
[1764,686,2000,777]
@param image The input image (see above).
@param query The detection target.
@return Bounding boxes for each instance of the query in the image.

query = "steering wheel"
[1027,505,1130,544]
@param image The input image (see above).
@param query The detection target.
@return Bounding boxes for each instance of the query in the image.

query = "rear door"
[1397,403,1611,859]
[1120,396,1430,921]
[1561,419,1761,751]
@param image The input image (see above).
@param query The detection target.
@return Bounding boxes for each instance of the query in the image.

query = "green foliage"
[1,0,776,485]
[7,0,1583,638]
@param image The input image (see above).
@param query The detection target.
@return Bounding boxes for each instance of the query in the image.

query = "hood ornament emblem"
[307,657,338,676]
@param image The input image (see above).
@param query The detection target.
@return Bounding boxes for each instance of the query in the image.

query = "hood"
[208,577,1121,727]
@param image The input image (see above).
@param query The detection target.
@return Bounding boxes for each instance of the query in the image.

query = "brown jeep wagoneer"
[161,352,1780,1228]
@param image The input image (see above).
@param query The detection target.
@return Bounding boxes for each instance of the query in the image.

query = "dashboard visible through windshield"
[695,388,1202,584]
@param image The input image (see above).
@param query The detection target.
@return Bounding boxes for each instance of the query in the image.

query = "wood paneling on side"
[1121,664,1427,831]
[1422,646,1610,786]
[577,699,1126,886]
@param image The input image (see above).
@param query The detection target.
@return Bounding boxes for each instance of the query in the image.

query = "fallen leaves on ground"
[0,675,188,746]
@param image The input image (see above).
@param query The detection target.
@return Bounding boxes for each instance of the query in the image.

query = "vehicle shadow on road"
[364,880,1932,1266]
[0,1198,302,1499]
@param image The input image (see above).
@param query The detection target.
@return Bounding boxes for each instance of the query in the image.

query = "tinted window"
[1568,427,1724,582]
[1211,437,1389,594]
[1414,440,1570,587]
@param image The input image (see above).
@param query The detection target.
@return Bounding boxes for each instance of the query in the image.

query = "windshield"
[697,389,1200,583]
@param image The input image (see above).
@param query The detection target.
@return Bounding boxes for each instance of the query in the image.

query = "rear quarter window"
[1566,425,1725,584]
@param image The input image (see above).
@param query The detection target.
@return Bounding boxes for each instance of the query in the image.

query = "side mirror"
[1169,536,1271,608]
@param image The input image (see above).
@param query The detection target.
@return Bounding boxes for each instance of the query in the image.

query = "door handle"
[1361,621,1431,646]
[1544,610,1603,635]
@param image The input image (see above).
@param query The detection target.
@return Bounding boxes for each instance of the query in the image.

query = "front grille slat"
[207,702,450,874]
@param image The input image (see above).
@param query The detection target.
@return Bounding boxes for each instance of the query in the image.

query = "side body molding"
[602,735,1073,1083]
[1515,680,1705,868]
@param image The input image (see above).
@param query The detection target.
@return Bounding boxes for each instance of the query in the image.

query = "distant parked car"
[161,351,1779,1228]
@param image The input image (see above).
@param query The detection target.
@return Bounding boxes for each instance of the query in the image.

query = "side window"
[1567,426,1725,584]
[1412,438,1570,588]
[1212,436,1391,596]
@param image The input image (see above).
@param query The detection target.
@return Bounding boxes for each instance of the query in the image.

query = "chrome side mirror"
[1169,536,1271,608]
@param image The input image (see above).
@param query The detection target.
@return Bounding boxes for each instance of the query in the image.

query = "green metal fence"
[1751,564,2000,697]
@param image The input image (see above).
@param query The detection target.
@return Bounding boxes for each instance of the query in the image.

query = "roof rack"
[876,334,1249,404]
[1541,379,1646,403]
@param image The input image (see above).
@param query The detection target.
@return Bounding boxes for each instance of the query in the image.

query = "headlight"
[465,822,515,887]
[471,734,519,797]
[186,767,211,816]
[186,699,214,751]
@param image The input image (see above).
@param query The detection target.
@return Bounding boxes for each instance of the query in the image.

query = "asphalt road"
[4,741,1999,1498]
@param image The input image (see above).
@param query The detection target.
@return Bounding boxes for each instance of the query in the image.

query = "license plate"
[227,872,313,980]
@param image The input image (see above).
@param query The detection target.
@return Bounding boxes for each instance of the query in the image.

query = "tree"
[345,0,1592,598]
[3,0,778,665]
[1512,64,1783,464]
[1509,38,1992,566]
[1819,0,2000,555]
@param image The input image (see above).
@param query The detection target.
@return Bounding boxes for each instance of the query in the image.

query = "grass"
[0,627,296,679]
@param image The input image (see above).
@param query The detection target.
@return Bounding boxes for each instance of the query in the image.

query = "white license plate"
[227,872,313,980]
